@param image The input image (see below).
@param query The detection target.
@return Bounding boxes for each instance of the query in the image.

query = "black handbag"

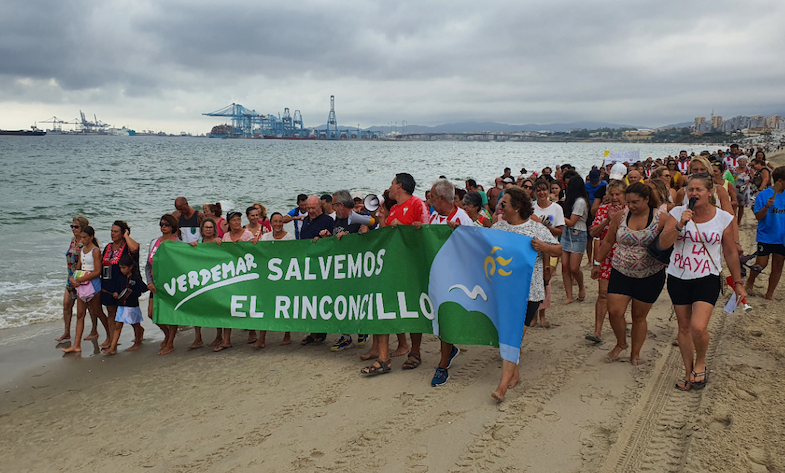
[646,229,673,265]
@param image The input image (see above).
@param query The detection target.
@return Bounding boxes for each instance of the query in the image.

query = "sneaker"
[431,367,449,387]
[331,336,353,351]
[357,334,369,347]
[446,345,460,369]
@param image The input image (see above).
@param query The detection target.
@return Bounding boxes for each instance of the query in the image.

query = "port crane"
[79,111,109,132]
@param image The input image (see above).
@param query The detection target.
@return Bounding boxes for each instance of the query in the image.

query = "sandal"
[585,333,602,344]
[675,379,692,391]
[691,369,708,389]
[300,335,326,346]
[402,353,421,370]
[361,358,391,376]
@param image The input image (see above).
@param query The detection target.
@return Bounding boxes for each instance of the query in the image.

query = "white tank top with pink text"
[667,205,734,280]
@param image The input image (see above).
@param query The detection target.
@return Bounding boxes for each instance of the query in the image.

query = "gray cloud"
[1,0,784,131]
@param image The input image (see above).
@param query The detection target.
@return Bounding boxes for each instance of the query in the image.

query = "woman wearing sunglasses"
[145,214,180,355]
[57,215,90,343]
[666,159,682,189]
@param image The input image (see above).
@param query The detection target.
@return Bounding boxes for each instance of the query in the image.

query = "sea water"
[0,135,711,329]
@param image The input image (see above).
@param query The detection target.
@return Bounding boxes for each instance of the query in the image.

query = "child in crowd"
[103,254,148,355]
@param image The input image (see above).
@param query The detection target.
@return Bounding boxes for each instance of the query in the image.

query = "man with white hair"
[427,179,473,387]
[299,195,335,346]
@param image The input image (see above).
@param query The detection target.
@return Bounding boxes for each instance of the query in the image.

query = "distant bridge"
[387,132,532,142]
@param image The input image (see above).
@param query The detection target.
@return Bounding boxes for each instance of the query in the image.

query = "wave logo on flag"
[428,225,537,363]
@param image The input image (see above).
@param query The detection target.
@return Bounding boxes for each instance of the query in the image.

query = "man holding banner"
[361,173,430,375]
[426,179,474,387]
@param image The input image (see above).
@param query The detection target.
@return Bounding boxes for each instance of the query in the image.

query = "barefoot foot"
[62,345,82,354]
[491,390,505,403]
[359,350,380,361]
[127,343,142,352]
[604,344,628,363]
[391,344,410,357]
[188,341,204,350]
[84,332,99,341]
[562,298,575,305]
[55,334,71,342]
[631,357,647,366]
[208,337,223,347]
[158,345,175,355]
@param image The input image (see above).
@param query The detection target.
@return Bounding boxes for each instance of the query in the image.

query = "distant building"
[711,115,723,131]
[749,115,765,129]
[765,115,781,129]
[693,117,710,132]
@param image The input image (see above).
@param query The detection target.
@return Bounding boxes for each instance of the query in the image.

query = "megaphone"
[364,194,381,212]
[347,211,376,227]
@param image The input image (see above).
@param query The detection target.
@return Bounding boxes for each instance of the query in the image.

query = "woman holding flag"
[491,186,562,403]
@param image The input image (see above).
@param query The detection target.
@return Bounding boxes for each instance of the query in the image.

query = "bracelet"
[593,260,601,266]
[734,281,743,286]
[675,224,683,232]
[592,237,600,241]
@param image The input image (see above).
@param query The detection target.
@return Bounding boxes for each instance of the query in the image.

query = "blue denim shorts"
[561,228,587,253]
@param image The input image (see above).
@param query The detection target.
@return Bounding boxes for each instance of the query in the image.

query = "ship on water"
[0,125,46,136]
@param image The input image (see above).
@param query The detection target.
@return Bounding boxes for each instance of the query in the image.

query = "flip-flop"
[247,338,257,344]
[213,345,232,353]
[585,333,602,344]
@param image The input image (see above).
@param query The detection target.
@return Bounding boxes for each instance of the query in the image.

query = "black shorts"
[607,268,666,304]
[666,274,721,306]
[758,242,785,257]
[524,301,542,327]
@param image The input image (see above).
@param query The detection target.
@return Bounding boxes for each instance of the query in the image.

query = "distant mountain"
[658,121,693,129]
[314,120,646,133]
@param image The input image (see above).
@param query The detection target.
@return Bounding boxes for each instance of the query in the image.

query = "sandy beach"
[1,153,783,473]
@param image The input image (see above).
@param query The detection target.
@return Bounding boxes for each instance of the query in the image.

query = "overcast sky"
[2,0,784,133]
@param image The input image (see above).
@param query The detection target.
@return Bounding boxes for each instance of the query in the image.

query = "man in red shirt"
[362,173,429,376]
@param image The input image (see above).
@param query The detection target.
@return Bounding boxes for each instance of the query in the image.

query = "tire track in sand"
[599,309,728,473]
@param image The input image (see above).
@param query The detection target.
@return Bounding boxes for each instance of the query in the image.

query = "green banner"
[153,225,449,335]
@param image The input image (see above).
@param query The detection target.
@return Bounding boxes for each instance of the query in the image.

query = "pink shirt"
[222,230,254,243]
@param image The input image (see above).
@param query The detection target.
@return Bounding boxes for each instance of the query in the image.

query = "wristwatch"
[593,260,601,266]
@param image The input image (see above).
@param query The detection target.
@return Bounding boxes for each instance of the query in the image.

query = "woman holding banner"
[659,174,746,391]
[188,218,224,349]
[491,186,561,403]
[146,214,180,355]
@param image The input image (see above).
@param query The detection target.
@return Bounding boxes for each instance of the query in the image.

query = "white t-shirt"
[260,231,295,241]
[569,197,589,232]
[429,207,474,226]
[667,205,734,280]
[533,201,566,231]
[491,219,559,302]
